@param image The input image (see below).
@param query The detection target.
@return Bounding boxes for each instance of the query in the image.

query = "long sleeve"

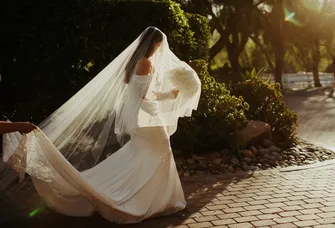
[153,91,175,101]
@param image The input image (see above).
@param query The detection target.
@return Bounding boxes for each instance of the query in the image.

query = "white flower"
[167,66,199,97]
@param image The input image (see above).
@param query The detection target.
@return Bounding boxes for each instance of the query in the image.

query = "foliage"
[232,72,298,142]
[171,60,249,154]
[241,68,266,82]
[0,0,209,123]
[185,13,210,61]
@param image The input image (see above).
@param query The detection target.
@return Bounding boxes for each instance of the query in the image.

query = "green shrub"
[171,60,249,154]
[185,13,210,61]
[232,76,298,142]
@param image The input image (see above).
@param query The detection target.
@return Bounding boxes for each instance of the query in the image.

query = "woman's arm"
[0,121,37,134]
[153,89,179,100]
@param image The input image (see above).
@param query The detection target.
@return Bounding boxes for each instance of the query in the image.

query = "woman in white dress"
[1,27,201,224]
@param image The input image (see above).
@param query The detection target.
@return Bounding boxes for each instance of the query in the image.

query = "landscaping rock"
[236,120,272,147]
[262,139,275,148]
[241,150,255,158]
[212,158,222,165]
[176,137,335,177]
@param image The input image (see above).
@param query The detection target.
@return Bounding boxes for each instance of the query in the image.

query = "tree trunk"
[250,35,275,71]
[227,46,242,82]
[209,36,225,63]
[312,66,322,87]
[272,0,285,87]
[274,47,284,85]
[311,39,322,87]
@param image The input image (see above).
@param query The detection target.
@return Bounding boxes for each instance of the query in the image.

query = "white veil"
[0,27,201,222]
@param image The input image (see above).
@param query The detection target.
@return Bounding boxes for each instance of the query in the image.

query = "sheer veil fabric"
[1,27,201,223]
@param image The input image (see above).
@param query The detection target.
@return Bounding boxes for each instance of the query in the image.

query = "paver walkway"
[6,163,335,228]
[284,87,335,151]
[2,88,335,228]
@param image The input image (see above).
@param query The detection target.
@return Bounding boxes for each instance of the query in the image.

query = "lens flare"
[29,208,41,217]
[284,8,302,26]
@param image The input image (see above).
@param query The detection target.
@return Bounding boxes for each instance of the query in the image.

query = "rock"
[198,160,207,167]
[242,157,252,163]
[208,151,221,160]
[189,164,197,169]
[259,159,268,164]
[249,146,258,155]
[196,170,206,175]
[267,155,276,162]
[263,164,270,168]
[219,164,228,172]
[178,169,184,176]
[258,148,269,156]
[262,139,275,148]
[211,170,221,175]
[242,164,250,171]
[230,157,239,165]
[220,149,229,155]
[241,150,255,158]
[175,157,185,166]
[186,159,195,165]
[269,146,281,153]
[263,154,271,159]
[227,166,235,173]
[192,155,206,161]
[212,158,223,165]
[236,120,272,147]
[271,152,282,160]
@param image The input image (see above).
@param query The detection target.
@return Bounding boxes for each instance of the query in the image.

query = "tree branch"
[250,34,275,71]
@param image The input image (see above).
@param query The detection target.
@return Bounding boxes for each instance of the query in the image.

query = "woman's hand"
[171,89,180,98]
[18,122,37,133]
[0,121,37,135]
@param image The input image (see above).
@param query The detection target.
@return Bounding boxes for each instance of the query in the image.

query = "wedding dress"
[1,27,201,224]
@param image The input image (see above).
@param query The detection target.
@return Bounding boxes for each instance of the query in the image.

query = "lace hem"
[6,133,54,184]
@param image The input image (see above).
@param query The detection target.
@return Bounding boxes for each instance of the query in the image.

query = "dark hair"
[124,27,163,83]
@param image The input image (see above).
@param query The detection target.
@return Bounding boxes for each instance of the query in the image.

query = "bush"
[171,60,249,154]
[232,76,298,142]
[185,13,210,61]
[0,0,209,123]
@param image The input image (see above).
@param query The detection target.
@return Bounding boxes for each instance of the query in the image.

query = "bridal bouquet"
[166,66,199,97]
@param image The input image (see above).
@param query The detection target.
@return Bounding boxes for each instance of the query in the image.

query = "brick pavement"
[4,161,334,228]
[134,161,335,228]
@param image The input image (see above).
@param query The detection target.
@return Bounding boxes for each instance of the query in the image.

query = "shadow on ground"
[0,170,253,228]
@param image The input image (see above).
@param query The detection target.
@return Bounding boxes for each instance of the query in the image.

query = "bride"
[1,27,201,224]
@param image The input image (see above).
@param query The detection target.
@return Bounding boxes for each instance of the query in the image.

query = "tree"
[287,0,333,87]
[322,1,335,81]
[250,0,287,86]
[178,0,264,82]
